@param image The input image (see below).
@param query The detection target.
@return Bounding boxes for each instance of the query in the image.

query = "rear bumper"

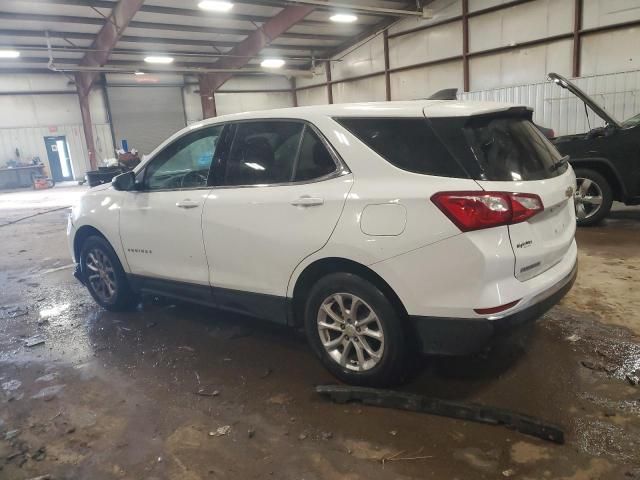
[409,259,577,355]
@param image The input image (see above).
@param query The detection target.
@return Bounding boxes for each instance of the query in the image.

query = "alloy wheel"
[317,293,385,372]
[85,248,117,303]
[575,177,604,220]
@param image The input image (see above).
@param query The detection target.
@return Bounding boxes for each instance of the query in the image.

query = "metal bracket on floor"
[315,385,564,444]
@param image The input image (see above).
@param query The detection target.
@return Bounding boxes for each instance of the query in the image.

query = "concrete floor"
[0,185,639,480]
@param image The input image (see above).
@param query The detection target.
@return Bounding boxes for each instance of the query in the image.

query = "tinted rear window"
[335,118,468,178]
[462,116,567,181]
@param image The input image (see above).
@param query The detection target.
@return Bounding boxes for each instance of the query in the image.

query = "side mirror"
[112,171,137,191]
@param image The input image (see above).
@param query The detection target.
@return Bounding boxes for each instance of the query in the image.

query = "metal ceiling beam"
[0,29,334,52]
[76,0,145,93]
[9,45,327,62]
[199,4,316,117]
[74,0,144,171]
[0,12,347,41]
[285,0,422,16]
[25,0,361,26]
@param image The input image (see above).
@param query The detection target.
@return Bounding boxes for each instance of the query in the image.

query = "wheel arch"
[290,257,407,327]
[73,225,107,261]
[571,158,627,201]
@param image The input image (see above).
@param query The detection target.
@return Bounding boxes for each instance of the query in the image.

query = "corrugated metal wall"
[461,69,640,136]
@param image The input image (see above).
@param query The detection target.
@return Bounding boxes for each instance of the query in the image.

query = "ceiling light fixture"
[134,71,145,75]
[261,58,285,69]
[0,50,20,58]
[330,13,358,23]
[198,1,234,12]
[144,56,174,64]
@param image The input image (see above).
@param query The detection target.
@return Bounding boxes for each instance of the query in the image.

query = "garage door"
[107,86,186,156]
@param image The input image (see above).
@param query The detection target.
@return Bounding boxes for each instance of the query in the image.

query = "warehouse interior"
[0,0,639,478]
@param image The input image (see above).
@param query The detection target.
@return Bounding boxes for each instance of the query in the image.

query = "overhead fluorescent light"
[330,13,358,23]
[198,1,234,12]
[144,56,174,64]
[261,58,285,69]
[0,50,20,59]
[134,71,145,75]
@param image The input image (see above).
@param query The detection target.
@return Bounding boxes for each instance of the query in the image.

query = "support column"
[291,77,298,107]
[572,0,583,77]
[383,29,391,101]
[199,74,217,119]
[76,73,97,171]
[325,61,333,104]
[462,0,470,92]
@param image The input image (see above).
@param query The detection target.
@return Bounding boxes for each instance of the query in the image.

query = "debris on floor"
[316,385,565,444]
[580,360,617,374]
[209,425,231,437]
[24,335,45,348]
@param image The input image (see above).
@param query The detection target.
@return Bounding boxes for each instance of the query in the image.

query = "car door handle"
[176,199,200,209]
[291,196,324,207]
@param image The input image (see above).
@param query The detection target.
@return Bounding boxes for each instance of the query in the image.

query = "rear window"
[335,118,468,178]
[461,116,567,181]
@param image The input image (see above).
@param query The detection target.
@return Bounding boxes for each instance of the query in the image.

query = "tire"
[304,272,409,387]
[79,235,138,311]
[574,168,613,227]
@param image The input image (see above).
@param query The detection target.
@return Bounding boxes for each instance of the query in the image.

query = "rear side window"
[463,116,566,181]
[335,118,468,178]
[293,128,336,182]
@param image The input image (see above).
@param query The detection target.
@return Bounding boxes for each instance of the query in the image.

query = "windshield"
[622,112,640,128]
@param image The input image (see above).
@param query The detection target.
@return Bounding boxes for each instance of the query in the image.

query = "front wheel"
[80,235,138,311]
[574,168,613,226]
[304,273,410,387]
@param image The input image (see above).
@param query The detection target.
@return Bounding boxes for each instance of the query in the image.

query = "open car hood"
[548,72,621,128]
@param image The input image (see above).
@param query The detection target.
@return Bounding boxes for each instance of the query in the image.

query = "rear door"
[460,115,576,281]
[202,120,352,319]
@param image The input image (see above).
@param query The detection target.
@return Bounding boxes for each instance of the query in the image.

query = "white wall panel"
[581,28,640,76]
[390,60,463,100]
[0,123,113,180]
[331,34,385,81]
[583,0,640,29]
[389,0,461,35]
[469,0,573,52]
[462,69,640,136]
[183,85,202,124]
[296,62,327,88]
[0,74,74,92]
[332,75,386,104]
[214,91,293,116]
[297,86,328,106]
[389,20,463,69]
[469,39,573,90]
[220,76,292,91]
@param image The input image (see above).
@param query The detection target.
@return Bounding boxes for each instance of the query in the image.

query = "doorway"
[44,136,73,182]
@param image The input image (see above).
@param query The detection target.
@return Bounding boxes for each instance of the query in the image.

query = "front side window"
[144,125,224,190]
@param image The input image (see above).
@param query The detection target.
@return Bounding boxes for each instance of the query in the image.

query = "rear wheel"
[304,273,409,387]
[574,168,613,226]
[80,235,138,311]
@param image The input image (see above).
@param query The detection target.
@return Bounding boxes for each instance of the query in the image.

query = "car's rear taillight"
[431,191,543,232]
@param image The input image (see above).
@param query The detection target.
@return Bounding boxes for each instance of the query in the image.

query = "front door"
[44,136,73,181]
[202,120,352,321]
[119,124,225,286]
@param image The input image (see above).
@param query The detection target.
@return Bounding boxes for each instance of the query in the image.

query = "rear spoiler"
[427,88,458,100]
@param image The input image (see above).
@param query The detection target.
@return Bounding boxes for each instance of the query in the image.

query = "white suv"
[68,101,577,386]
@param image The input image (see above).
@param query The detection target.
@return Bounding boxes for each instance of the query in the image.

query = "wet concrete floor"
[0,185,639,479]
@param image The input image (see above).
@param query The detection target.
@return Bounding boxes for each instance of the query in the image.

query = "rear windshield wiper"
[549,155,569,172]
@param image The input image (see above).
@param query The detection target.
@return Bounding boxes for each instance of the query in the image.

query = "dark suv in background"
[549,73,640,226]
